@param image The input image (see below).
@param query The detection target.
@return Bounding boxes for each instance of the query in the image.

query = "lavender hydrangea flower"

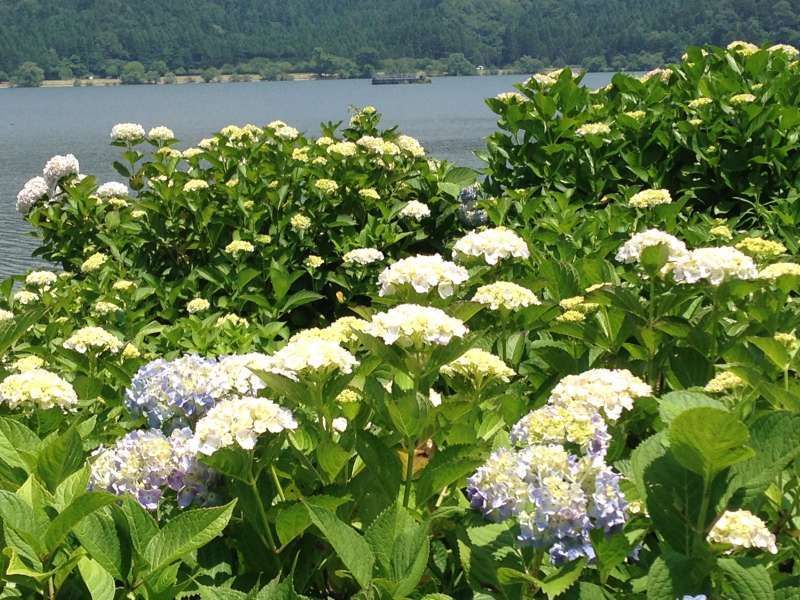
[467,444,627,565]
[125,355,232,429]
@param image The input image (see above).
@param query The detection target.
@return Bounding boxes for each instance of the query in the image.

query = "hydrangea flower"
[110,123,146,143]
[314,179,339,195]
[758,262,800,280]
[452,227,530,265]
[467,444,627,564]
[359,188,380,201]
[343,248,384,266]
[224,240,255,255]
[615,229,688,264]
[576,122,611,137]
[148,126,175,142]
[63,326,124,355]
[440,348,515,385]
[704,371,745,393]
[0,309,13,322]
[472,281,540,311]
[43,154,80,188]
[183,179,209,193]
[366,304,468,347]
[81,252,108,273]
[511,404,608,452]
[216,314,249,328]
[549,369,651,421]
[399,200,431,220]
[187,298,210,313]
[195,396,297,454]
[735,237,786,258]
[125,355,233,429]
[89,428,213,509]
[327,141,357,157]
[378,254,469,298]
[0,368,78,411]
[96,182,129,199]
[629,189,672,209]
[290,213,312,232]
[396,135,426,157]
[290,317,370,346]
[11,356,45,372]
[16,176,49,215]
[266,338,358,380]
[669,247,757,285]
[25,270,58,289]
[707,510,777,553]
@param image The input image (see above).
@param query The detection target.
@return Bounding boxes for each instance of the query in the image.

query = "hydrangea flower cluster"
[669,247,758,285]
[758,262,800,280]
[378,254,469,298]
[467,444,627,564]
[396,135,425,157]
[472,281,541,311]
[187,298,210,313]
[148,126,175,142]
[16,176,49,215]
[511,403,607,451]
[576,122,611,137]
[704,371,745,393]
[96,182,129,199]
[707,510,778,553]
[291,213,312,231]
[183,179,210,193]
[0,368,78,411]
[25,270,58,289]
[194,396,298,455]
[224,240,255,255]
[63,326,124,355]
[440,348,515,385]
[366,304,468,347]
[266,338,358,380]
[125,355,234,428]
[81,252,108,273]
[89,428,212,510]
[628,189,672,209]
[548,369,651,421]
[399,200,431,220]
[615,229,688,265]
[452,227,530,265]
[111,122,146,143]
[343,248,385,266]
[43,154,80,188]
[735,237,786,258]
[290,316,370,346]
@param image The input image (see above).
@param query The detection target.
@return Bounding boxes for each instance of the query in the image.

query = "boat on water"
[372,73,432,85]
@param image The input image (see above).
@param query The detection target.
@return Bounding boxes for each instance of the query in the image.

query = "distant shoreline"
[0,68,595,90]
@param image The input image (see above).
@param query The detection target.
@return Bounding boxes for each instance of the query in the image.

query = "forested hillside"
[1,0,798,78]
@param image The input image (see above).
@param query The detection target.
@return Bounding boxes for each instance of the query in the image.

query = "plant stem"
[270,464,286,502]
[402,438,415,508]
[248,477,277,551]
[693,475,713,556]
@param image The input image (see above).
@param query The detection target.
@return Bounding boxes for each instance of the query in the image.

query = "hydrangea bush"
[0,43,799,599]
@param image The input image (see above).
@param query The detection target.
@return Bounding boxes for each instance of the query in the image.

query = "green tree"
[446,53,475,76]
[201,67,220,82]
[120,61,146,84]
[11,62,44,87]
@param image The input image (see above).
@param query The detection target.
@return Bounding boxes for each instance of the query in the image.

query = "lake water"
[0,73,614,277]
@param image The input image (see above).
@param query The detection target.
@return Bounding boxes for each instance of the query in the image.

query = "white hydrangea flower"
[399,200,431,220]
[343,248,385,266]
[16,176,49,215]
[629,189,672,209]
[759,262,800,280]
[0,369,78,411]
[576,122,611,137]
[707,510,777,554]
[111,123,146,143]
[366,304,468,347]
[148,126,175,142]
[217,353,275,397]
[472,281,541,311]
[615,229,688,264]
[670,247,758,285]
[453,227,530,265]
[14,291,38,305]
[63,326,124,355]
[327,141,358,157]
[549,369,651,421]
[81,252,108,273]
[187,298,210,314]
[25,270,58,289]
[97,182,129,199]
[195,396,297,454]
[378,254,469,298]
[396,135,425,157]
[43,154,80,187]
[267,338,359,380]
[224,240,255,255]
[0,309,14,322]
[441,349,515,384]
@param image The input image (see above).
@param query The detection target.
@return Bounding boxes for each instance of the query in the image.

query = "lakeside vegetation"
[2,42,800,598]
[1,0,798,86]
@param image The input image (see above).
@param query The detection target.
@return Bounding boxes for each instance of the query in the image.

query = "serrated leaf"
[718,557,774,600]
[45,491,117,553]
[78,557,116,600]
[144,501,236,572]
[304,502,374,590]
[74,509,127,580]
[540,559,585,599]
[658,391,726,424]
[36,428,85,492]
[0,417,40,471]
[274,495,349,546]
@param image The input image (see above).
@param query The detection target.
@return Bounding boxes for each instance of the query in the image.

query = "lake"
[0,73,615,277]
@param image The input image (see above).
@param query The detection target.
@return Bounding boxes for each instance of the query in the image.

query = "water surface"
[0,73,614,276]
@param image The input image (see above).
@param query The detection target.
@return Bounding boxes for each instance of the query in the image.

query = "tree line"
[1,0,797,85]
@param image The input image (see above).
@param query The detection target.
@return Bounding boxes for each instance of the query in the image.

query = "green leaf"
[414,444,484,506]
[0,417,40,471]
[200,447,251,482]
[256,574,310,599]
[121,496,159,560]
[718,557,774,600]
[197,585,248,600]
[78,557,116,600]
[274,495,349,547]
[540,559,586,599]
[44,492,118,553]
[590,530,630,584]
[365,501,430,598]
[316,438,351,482]
[0,489,46,557]
[748,336,791,371]
[725,412,800,508]
[646,556,692,600]
[74,509,127,580]
[669,408,754,481]
[355,431,402,504]
[658,391,726,424]
[303,501,375,590]
[144,500,236,572]
[53,464,91,511]
[36,428,85,492]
